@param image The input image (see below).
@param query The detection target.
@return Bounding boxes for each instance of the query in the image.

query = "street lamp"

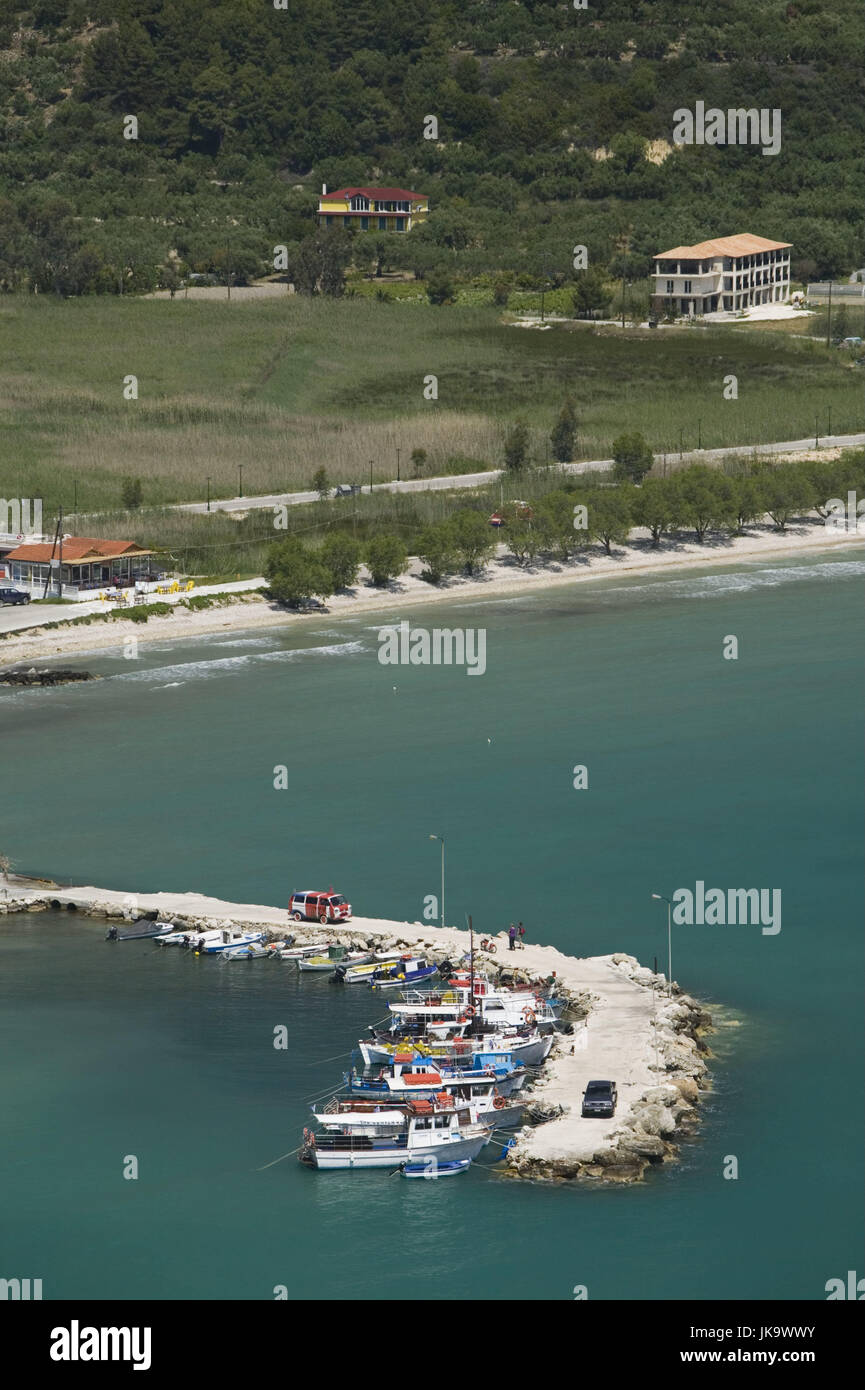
[429,835,445,929]
[651,893,673,997]
[238,464,243,498]
[206,476,212,513]
[396,447,401,483]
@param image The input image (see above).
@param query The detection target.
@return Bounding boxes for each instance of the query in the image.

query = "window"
[666,280,674,294]
[349,195,369,212]
[378,217,387,230]
[683,280,692,293]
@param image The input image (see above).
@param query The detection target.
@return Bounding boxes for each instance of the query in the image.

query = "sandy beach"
[1,519,861,667]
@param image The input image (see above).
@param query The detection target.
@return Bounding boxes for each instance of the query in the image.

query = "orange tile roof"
[654,234,792,260]
[5,537,151,564]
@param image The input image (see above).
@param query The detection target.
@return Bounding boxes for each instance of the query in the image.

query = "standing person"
[508,923,516,951]
[518,921,526,945]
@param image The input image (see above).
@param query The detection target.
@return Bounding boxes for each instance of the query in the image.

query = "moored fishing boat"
[345,1051,528,1101]
[299,1095,492,1171]
[359,1028,554,1069]
[106,919,176,942]
[222,941,271,959]
[369,956,438,989]
[298,948,373,973]
[199,928,265,954]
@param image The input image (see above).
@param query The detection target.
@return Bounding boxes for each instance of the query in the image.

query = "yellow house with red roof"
[317,185,428,233]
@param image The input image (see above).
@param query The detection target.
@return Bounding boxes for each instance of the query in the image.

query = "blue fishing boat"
[369,956,438,990]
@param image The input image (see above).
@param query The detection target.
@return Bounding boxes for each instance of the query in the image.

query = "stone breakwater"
[2,881,714,1184]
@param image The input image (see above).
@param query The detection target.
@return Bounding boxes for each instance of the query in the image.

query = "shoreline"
[3,876,714,1184]
[1,520,861,668]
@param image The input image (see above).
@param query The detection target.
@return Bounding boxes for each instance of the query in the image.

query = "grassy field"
[1,294,861,517]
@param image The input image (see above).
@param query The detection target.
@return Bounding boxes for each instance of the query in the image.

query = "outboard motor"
[330,964,347,985]
[105,926,118,941]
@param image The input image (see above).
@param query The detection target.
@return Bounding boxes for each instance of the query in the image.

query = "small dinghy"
[401,1158,471,1179]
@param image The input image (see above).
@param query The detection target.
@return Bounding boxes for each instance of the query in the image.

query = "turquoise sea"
[1,549,863,1300]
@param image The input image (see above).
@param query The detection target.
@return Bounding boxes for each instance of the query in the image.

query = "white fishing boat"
[199,928,265,954]
[222,941,270,960]
[276,942,332,961]
[300,1095,492,1171]
[350,1067,526,1128]
[388,988,559,1030]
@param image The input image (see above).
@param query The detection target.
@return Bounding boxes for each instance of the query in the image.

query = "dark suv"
[0,587,30,606]
[581,1080,617,1118]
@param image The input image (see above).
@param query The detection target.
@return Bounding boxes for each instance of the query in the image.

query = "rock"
[619,1133,667,1159]
[674,1077,700,1102]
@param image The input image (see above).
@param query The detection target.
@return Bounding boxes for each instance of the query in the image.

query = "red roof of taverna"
[5,537,151,562]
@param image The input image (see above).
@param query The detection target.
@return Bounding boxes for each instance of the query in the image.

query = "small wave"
[257,640,367,662]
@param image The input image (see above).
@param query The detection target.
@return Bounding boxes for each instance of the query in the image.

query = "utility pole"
[226,238,232,301]
[814,416,819,449]
[697,418,702,450]
[369,460,373,496]
[825,279,832,347]
[396,447,401,483]
[206,476,212,513]
[238,465,243,499]
[57,505,63,600]
[72,479,78,514]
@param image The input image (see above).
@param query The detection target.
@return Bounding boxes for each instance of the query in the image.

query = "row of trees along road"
[265,454,864,600]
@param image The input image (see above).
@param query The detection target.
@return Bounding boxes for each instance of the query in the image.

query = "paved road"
[176,433,865,516]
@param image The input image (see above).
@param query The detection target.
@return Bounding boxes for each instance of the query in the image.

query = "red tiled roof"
[654,234,792,260]
[321,187,427,201]
[5,537,151,563]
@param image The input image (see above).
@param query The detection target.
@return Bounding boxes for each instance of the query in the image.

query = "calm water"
[1,550,863,1300]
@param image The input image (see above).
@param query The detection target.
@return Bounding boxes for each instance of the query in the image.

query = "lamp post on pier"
[429,835,445,929]
[651,893,673,997]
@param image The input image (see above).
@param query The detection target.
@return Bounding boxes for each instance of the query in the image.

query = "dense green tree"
[632,476,681,545]
[417,521,460,583]
[675,464,732,541]
[504,421,530,472]
[451,509,497,574]
[365,534,408,586]
[550,399,577,463]
[587,487,633,555]
[266,542,332,608]
[612,432,654,484]
[321,532,361,590]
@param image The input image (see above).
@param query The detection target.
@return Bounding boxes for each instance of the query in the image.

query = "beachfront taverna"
[651,233,792,317]
[4,536,156,598]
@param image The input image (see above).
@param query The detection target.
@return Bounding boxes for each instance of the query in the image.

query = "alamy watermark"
[377,620,486,676]
[0,497,42,536]
[673,102,781,157]
[825,492,865,534]
[672,881,781,935]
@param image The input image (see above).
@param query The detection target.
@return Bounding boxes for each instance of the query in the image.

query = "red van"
[288,890,352,925]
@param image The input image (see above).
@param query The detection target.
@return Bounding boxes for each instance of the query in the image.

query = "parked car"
[334,483,361,497]
[0,587,31,606]
[288,890,352,924]
[581,1079,617,1118]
